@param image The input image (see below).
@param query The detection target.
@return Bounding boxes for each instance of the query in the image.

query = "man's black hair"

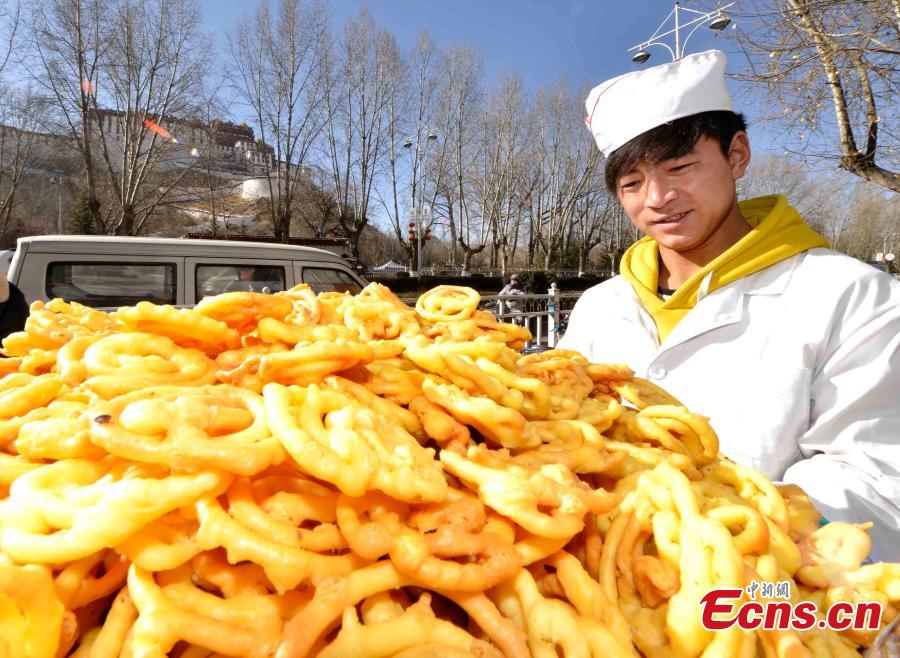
[604,110,747,194]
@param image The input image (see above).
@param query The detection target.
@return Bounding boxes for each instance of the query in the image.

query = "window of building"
[195,264,286,299]
[301,267,362,294]
[46,262,176,307]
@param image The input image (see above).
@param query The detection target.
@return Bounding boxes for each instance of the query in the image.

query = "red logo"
[700,582,882,632]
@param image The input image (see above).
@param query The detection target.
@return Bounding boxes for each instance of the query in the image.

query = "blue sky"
[201,0,751,126]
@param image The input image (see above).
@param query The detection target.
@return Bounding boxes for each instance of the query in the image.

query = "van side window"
[46,262,176,307]
[302,267,362,294]
[196,265,285,299]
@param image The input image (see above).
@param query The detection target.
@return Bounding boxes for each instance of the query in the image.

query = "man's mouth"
[654,211,690,225]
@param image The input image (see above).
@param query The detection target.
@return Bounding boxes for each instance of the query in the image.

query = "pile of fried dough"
[0,283,896,657]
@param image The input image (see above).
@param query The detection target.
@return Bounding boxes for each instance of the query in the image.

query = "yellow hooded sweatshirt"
[620,195,829,344]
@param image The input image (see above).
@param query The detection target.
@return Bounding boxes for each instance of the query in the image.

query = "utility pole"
[674,2,681,60]
[404,130,438,277]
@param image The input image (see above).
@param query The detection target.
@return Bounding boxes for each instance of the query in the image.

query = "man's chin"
[652,234,699,252]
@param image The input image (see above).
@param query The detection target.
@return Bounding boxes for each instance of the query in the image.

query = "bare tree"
[323,7,400,258]
[739,152,845,240]
[89,0,210,235]
[601,202,639,274]
[397,31,442,271]
[0,90,44,234]
[477,71,528,274]
[742,150,900,261]
[294,164,338,237]
[0,1,43,237]
[733,0,899,192]
[432,44,482,268]
[230,0,330,242]
[28,0,106,227]
[834,183,899,260]
[573,182,616,276]
[377,31,413,266]
[0,0,19,77]
[529,78,597,270]
[426,45,486,274]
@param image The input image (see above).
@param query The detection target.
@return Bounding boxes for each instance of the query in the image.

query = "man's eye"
[671,162,694,171]
[620,180,639,190]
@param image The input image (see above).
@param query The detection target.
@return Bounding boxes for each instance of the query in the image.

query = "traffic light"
[424,227,432,241]
[408,228,416,244]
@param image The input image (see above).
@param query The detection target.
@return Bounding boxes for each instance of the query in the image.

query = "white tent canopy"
[373,260,408,272]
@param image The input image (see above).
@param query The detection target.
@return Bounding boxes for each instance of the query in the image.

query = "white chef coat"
[557,247,900,561]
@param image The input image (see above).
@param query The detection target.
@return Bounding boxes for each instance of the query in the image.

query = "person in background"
[499,273,526,301]
[498,273,526,316]
[225,266,257,293]
[557,50,900,560]
[0,272,29,341]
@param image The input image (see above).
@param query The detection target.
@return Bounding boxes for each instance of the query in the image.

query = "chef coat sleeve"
[781,274,900,562]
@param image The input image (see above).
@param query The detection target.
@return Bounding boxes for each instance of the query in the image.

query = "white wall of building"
[242,176,282,200]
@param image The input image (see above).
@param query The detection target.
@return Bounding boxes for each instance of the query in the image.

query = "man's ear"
[728,131,751,180]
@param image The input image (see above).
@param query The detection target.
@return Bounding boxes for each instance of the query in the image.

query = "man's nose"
[645,173,677,209]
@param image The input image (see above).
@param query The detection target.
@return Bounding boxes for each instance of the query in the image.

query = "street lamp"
[403,130,438,277]
[49,177,65,234]
[632,48,651,64]
[708,12,731,31]
[627,2,735,63]
[882,232,897,264]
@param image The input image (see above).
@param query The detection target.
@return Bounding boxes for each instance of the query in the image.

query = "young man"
[558,50,900,560]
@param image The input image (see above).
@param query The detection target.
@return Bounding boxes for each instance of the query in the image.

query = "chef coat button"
[648,365,667,380]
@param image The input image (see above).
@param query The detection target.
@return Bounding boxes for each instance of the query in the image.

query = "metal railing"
[402,285,581,348]
[368,265,614,279]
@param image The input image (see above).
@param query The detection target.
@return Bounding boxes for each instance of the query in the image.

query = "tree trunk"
[274,208,291,243]
[82,131,103,229]
[448,202,457,267]
[0,190,16,236]
[459,241,484,274]
[116,205,135,236]
[349,225,364,260]
[210,191,218,239]
[462,247,472,273]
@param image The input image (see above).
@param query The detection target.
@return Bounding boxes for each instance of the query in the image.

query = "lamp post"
[628,2,734,63]
[49,176,64,234]
[403,130,438,277]
[883,232,897,266]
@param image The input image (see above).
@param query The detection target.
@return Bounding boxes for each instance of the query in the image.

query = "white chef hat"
[584,50,733,158]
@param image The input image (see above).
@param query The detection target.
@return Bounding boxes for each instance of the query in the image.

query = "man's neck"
[658,204,751,289]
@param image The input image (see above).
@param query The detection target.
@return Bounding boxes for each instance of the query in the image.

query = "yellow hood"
[620,195,829,343]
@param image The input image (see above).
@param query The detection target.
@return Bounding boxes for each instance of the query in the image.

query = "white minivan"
[8,236,367,308]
